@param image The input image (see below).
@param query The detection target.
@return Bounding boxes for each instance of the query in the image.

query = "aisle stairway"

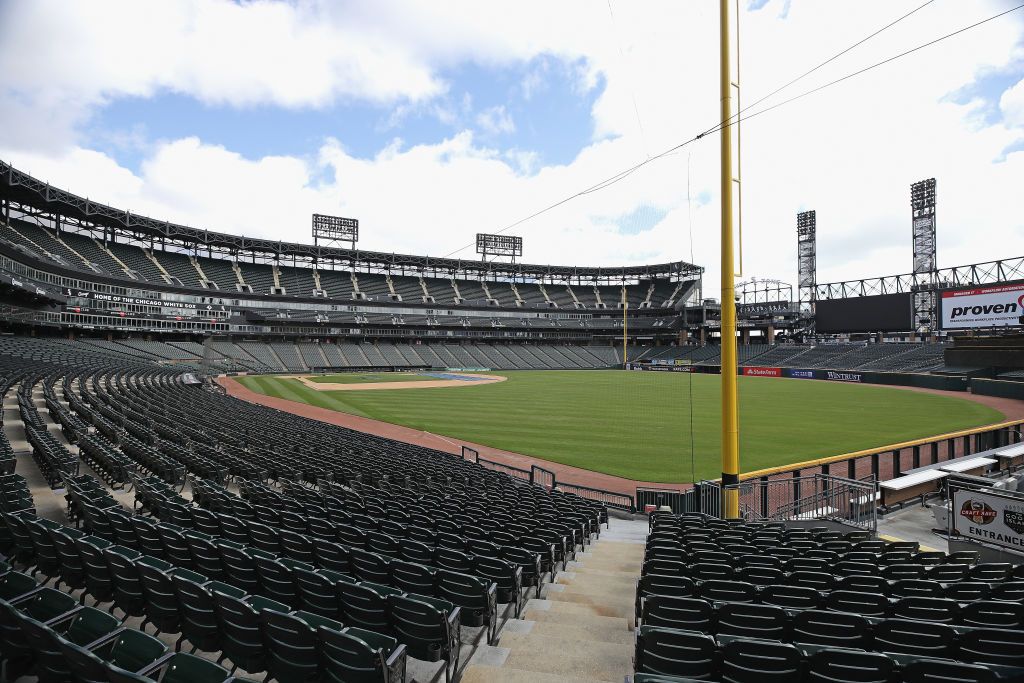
[461,517,647,683]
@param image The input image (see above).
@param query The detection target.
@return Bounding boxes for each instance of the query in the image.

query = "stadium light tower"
[719,0,740,518]
[911,179,937,336]
[797,210,817,320]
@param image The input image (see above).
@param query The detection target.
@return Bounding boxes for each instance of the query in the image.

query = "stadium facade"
[1,160,1022,370]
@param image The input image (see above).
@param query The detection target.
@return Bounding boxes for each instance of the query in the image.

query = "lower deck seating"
[633,512,1024,682]
[0,334,607,683]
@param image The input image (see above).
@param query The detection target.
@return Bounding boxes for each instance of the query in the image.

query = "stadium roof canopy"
[0,161,701,281]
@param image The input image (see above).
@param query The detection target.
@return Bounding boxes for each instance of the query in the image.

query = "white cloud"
[0,0,446,150]
[1001,78,1024,127]
[475,106,516,135]
[1,0,1023,296]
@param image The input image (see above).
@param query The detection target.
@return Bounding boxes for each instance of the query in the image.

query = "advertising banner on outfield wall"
[741,367,782,377]
[941,283,1024,329]
[952,488,1024,552]
[781,368,863,382]
[636,363,694,372]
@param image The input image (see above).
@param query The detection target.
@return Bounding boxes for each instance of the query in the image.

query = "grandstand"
[1,334,1023,683]
[3,0,1024,677]
[0,100,1022,683]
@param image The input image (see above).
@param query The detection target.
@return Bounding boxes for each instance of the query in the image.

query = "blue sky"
[0,0,1021,283]
[84,55,605,175]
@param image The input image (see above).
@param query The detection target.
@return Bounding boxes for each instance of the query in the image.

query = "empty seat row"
[67,496,518,645]
[635,575,1024,628]
[634,626,1024,683]
[0,559,407,683]
[639,594,1024,666]
[641,556,1024,591]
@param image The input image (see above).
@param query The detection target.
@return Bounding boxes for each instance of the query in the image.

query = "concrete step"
[557,572,637,588]
[534,594,633,619]
[495,632,633,682]
[568,559,642,574]
[556,581,638,599]
[563,565,640,579]
[505,618,633,646]
[460,664,610,683]
[580,541,646,555]
[524,606,631,631]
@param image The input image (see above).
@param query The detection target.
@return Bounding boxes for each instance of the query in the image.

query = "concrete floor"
[877,503,948,552]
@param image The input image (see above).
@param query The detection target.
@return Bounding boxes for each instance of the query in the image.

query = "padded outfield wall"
[634,361,971,391]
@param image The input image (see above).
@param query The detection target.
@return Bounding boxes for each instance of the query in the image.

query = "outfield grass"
[236,371,1005,482]
[306,372,434,384]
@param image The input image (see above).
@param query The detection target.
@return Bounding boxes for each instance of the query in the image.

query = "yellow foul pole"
[719,0,740,517]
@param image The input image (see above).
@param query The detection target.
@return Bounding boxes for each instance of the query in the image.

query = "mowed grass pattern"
[236,371,1004,482]
[306,373,435,384]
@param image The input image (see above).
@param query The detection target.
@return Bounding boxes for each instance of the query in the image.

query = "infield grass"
[306,372,435,384]
[236,370,1005,482]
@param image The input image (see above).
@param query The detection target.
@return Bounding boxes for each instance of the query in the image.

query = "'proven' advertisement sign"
[941,284,1024,329]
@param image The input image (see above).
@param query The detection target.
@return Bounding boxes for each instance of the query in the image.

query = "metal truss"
[737,278,793,305]
[814,256,1024,300]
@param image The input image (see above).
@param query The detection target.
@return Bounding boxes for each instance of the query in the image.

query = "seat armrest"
[83,626,130,653]
[136,651,178,676]
[385,642,407,667]
[44,605,86,627]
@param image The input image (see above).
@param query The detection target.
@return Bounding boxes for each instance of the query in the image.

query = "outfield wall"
[972,378,1024,400]
[635,362,971,391]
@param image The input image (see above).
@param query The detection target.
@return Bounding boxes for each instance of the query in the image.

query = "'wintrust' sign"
[825,370,862,383]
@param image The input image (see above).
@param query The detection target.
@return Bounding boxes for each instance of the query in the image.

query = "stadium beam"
[911,178,937,335]
[813,256,1024,300]
[719,0,740,518]
[797,211,816,320]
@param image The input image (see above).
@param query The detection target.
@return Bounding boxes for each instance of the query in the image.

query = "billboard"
[738,301,790,318]
[941,283,1024,330]
[815,293,913,333]
[741,366,781,377]
[952,488,1024,552]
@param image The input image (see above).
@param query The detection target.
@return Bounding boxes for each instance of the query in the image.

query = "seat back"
[318,625,397,683]
[386,594,456,663]
[806,648,893,683]
[720,638,801,683]
[634,626,717,679]
[871,618,954,658]
[390,560,436,596]
[958,627,1024,667]
[171,571,221,651]
[792,609,869,649]
[900,659,996,683]
[294,568,342,619]
[641,595,713,632]
[716,603,788,641]
[338,581,390,634]
[825,590,889,617]
[760,584,820,610]
[960,600,1024,629]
